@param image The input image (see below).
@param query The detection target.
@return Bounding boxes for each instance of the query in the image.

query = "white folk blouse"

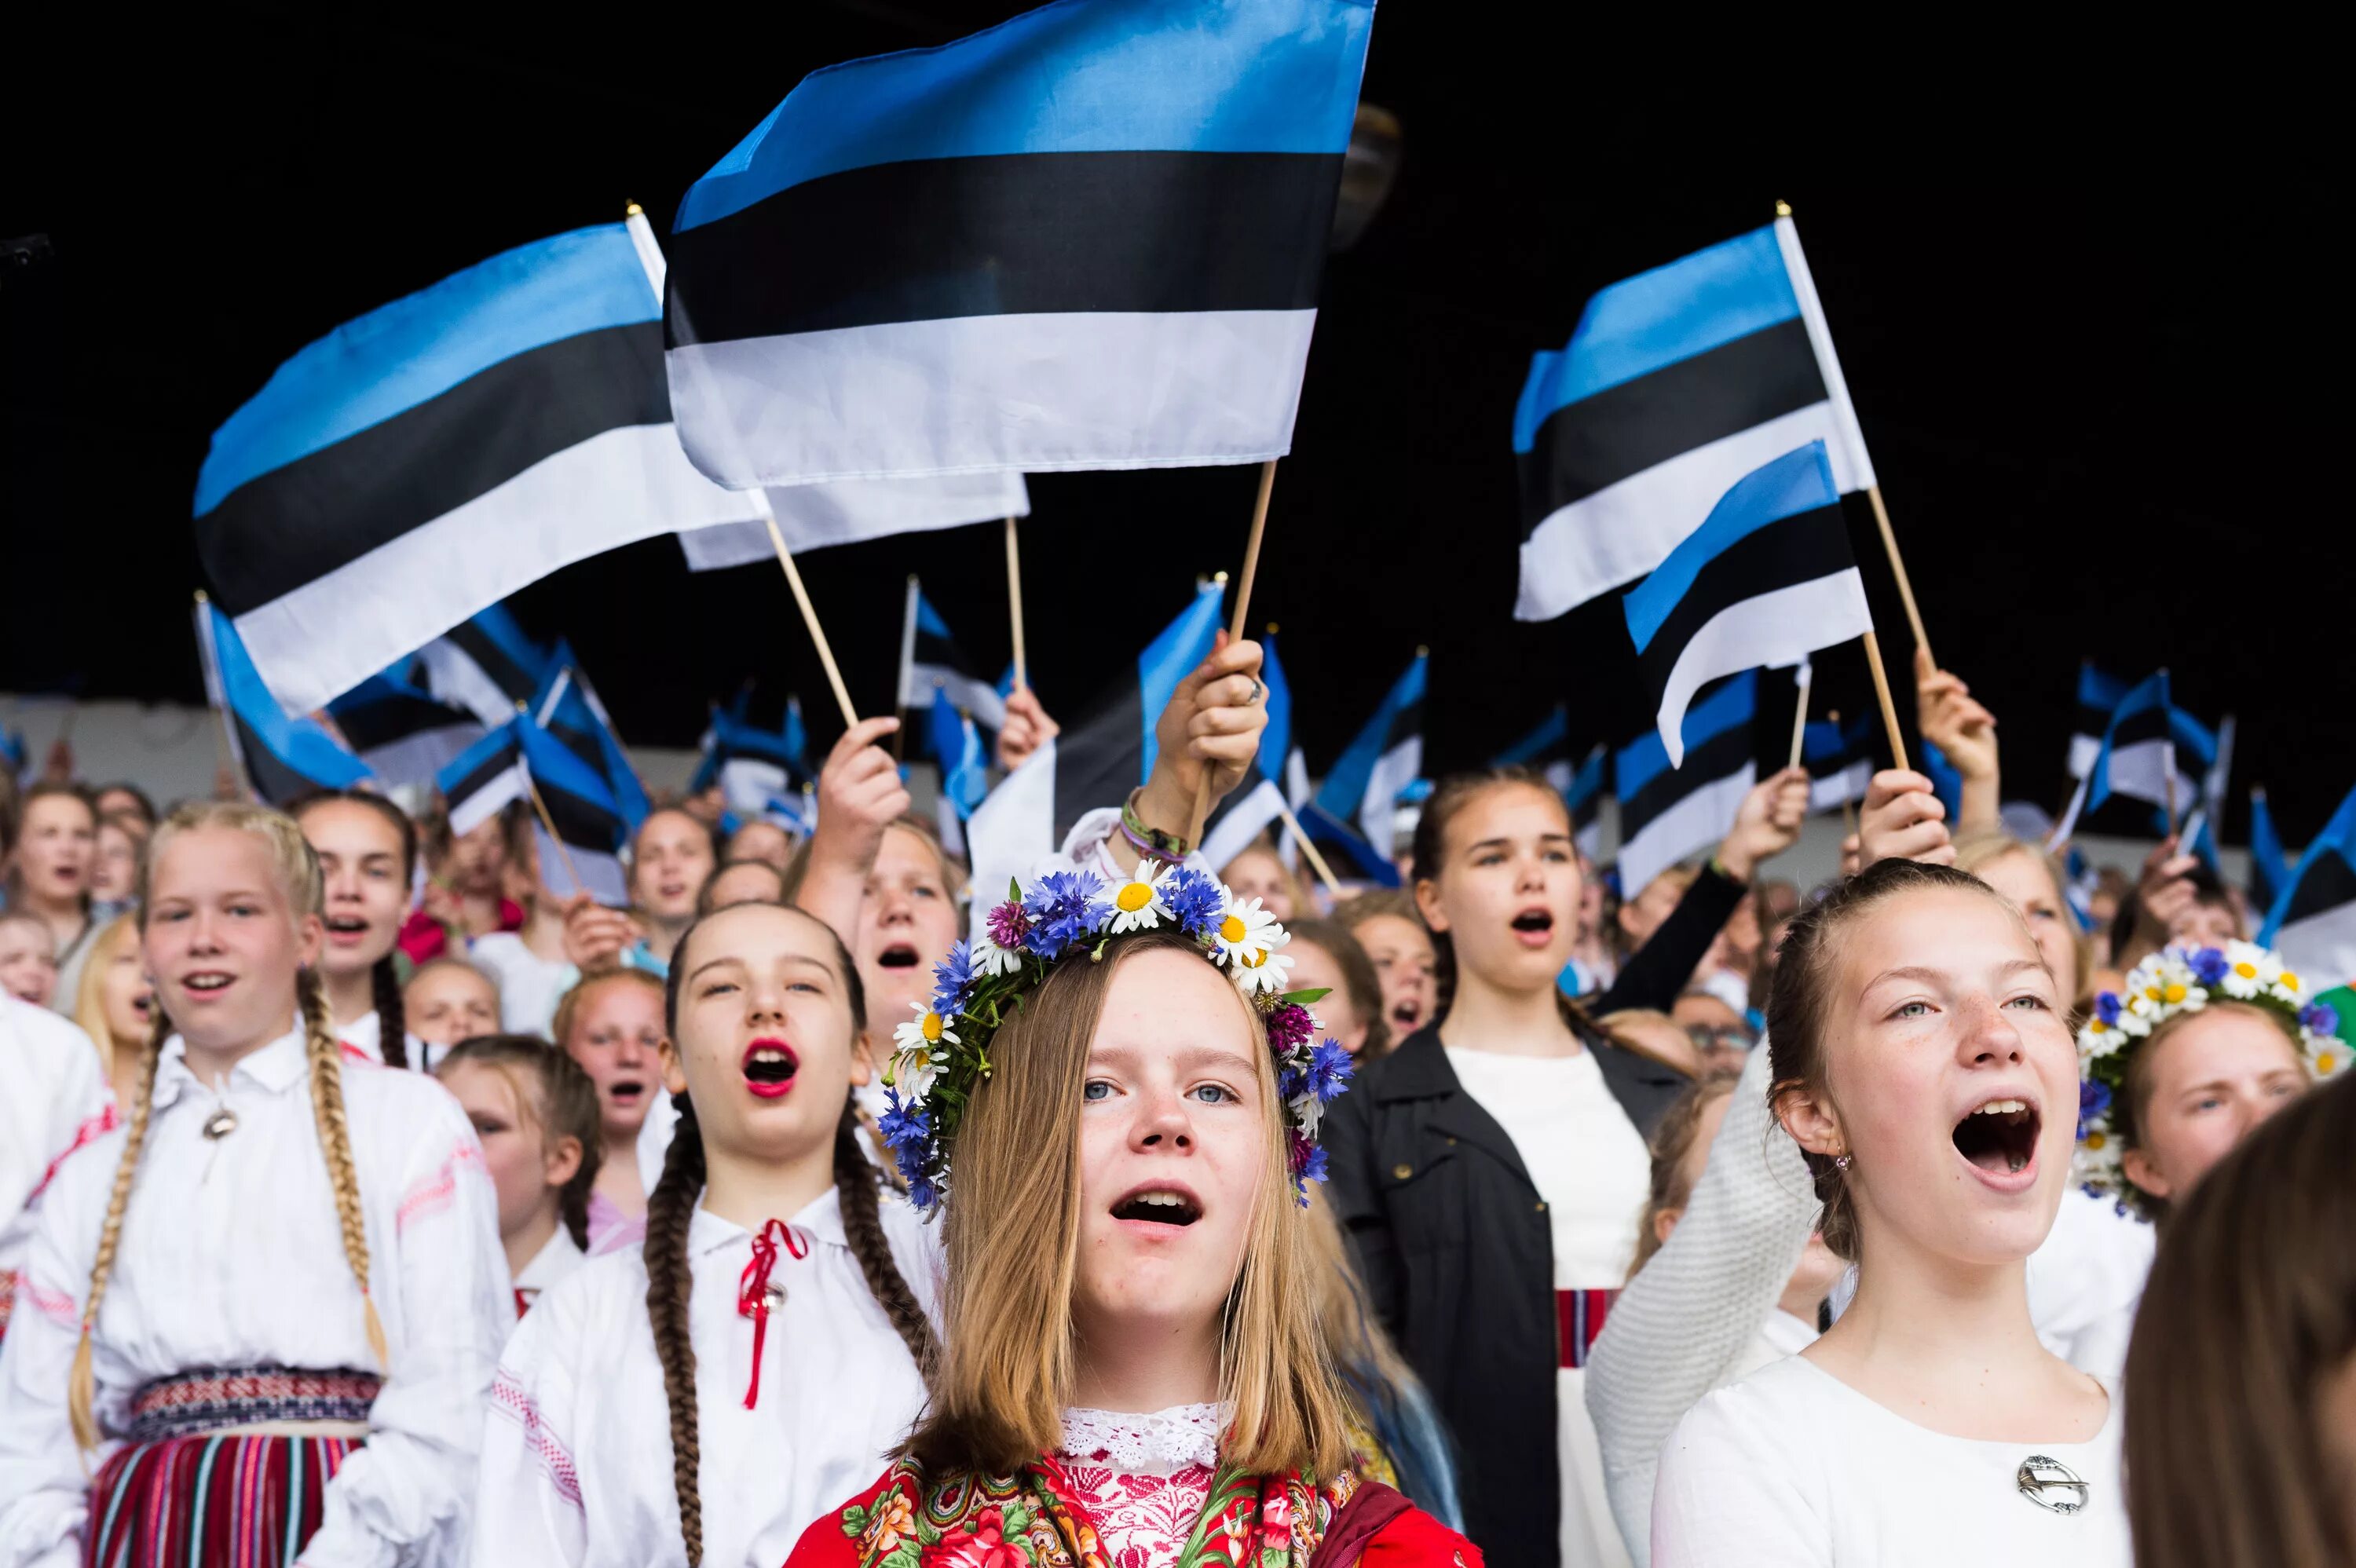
[0,1022,514,1568]
[471,1187,939,1568]
[1,1000,112,1311]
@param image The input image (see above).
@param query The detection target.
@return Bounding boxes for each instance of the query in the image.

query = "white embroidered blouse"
[0,1000,112,1309]
[1051,1404,1224,1568]
[0,1022,513,1568]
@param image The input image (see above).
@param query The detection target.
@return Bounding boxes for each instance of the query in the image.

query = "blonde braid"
[68,1011,167,1450]
[300,965,390,1370]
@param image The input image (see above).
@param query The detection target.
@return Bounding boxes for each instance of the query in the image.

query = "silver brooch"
[201,1106,240,1141]
[2016,1454,2089,1515]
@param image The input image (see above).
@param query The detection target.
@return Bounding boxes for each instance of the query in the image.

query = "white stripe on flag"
[680,470,1032,570]
[1516,402,1866,621]
[2067,733,2101,781]
[534,825,627,905]
[905,665,1009,733]
[416,642,523,729]
[2102,737,2179,810]
[720,758,792,819]
[667,310,1319,488]
[234,422,768,712]
[1618,764,1757,901]
[356,724,485,790]
[1653,571,1872,767]
[1809,758,1873,813]
[1576,817,1603,864]
[2273,898,2356,993]
[1773,217,1879,494]
[1202,777,1287,875]
[1361,737,1424,861]
[451,762,529,837]
[964,736,1058,941]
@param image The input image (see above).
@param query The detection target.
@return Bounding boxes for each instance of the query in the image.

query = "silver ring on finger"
[1246,678,1265,705]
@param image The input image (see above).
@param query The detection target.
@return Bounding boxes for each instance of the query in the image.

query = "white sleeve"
[1586,1041,1820,1564]
[0,1169,108,1568]
[1053,808,1216,885]
[302,1091,515,1568]
[468,1307,589,1566]
[1649,1394,1827,1568]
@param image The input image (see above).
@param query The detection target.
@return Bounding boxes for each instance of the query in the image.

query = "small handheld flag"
[1310,651,1427,861]
[662,0,1376,487]
[195,598,372,807]
[436,715,633,904]
[2066,663,2130,781]
[1615,671,1757,898]
[533,650,651,833]
[900,579,1008,732]
[2261,782,2356,989]
[1622,441,1872,767]
[694,702,814,821]
[1803,711,1875,813]
[325,670,484,788]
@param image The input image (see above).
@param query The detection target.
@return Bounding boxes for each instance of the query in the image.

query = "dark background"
[3,7,2346,839]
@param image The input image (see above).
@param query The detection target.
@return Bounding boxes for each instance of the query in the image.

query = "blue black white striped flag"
[2249,788,2289,912]
[694,700,814,821]
[2262,782,2356,989]
[2067,663,2130,781]
[436,713,632,903]
[194,218,768,712]
[661,0,1375,487]
[929,687,991,862]
[900,579,1008,732]
[325,668,485,788]
[195,601,372,806]
[1622,442,1872,766]
[1614,671,1756,897]
[410,603,551,729]
[1310,650,1426,861]
[1514,217,1876,621]
[533,649,650,834]
[1803,711,1875,813]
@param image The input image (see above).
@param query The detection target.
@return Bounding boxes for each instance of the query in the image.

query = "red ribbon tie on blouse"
[737,1218,810,1408]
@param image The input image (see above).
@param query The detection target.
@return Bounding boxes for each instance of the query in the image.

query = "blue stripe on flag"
[434,722,521,801]
[1312,653,1428,825]
[676,0,1375,233]
[916,590,953,642]
[2086,671,2171,813]
[1259,631,1293,783]
[2260,783,2356,946]
[1615,671,1756,802]
[515,715,622,822]
[1491,707,1568,769]
[194,225,657,517]
[1622,441,1838,654]
[1512,225,1798,453]
[206,605,372,792]
[1136,582,1227,779]
[2078,663,2128,715]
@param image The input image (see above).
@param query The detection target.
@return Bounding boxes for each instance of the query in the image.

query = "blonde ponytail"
[68,1011,167,1450]
[299,965,389,1371]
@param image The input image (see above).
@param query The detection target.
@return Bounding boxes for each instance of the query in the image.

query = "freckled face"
[2121,1006,2308,1206]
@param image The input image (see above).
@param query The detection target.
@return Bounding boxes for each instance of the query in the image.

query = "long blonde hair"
[906,929,1348,1479]
[70,912,141,1084]
[68,801,386,1449]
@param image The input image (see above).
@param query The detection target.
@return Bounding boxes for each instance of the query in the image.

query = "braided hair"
[291,788,417,1069]
[70,800,390,1449]
[644,905,935,1565]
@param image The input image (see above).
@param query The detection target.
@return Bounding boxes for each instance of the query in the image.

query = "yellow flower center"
[2144,985,2164,1001]
[2318,1052,2340,1075]
[2235,962,2258,979]
[921,1012,944,1044]
[1220,913,1248,943]
[2088,1018,2107,1033]
[2281,971,2300,990]
[1117,882,1154,913]
[1242,948,1268,968]
[2163,983,2186,1003]
[2086,1131,2106,1150]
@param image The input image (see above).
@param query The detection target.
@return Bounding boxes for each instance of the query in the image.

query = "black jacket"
[1322,868,1743,1568]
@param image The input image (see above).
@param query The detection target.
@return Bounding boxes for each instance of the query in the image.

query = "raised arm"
[792,717,911,943]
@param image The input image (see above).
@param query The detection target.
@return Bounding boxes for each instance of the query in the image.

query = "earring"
[1833,1153,1852,1171]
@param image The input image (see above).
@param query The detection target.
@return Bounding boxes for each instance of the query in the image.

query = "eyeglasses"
[1685,1025,1756,1054]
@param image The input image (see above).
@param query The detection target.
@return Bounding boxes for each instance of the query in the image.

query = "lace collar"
[1055,1404,1222,1475]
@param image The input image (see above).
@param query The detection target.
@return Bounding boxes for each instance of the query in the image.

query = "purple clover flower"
[1267,1003,1314,1052]
[985,898,1033,952]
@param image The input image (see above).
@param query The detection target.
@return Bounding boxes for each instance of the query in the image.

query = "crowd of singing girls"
[0,637,2348,1568]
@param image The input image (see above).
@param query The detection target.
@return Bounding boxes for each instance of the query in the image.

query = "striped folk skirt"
[85,1366,378,1568]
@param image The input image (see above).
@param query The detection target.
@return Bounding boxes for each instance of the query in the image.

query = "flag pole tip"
[625,201,643,217]
[1775,199,1793,217]
[1416,645,1429,658]
[1265,622,1279,634]
[1213,571,1230,584]
[193,588,209,605]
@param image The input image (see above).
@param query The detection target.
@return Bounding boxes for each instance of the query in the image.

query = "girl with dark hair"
[2124,1069,2356,1568]
[0,801,509,1565]
[434,1036,602,1316]
[294,788,420,1068]
[472,901,936,1566]
[5,782,98,1014]
[1324,763,1806,1568]
[1652,859,2128,1565]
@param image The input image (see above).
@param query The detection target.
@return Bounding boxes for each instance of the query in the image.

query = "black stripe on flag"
[1386,695,1425,758]
[444,733,523,821]
[1621,722,1754,839]
[232,715,324,808]
[2108,702,2172,751]
[333,687,474,755]
[1051,685,1146,846]
[1633,503,1855,697]
[537,772,626,855]
[665,151,1341,346]
[2281,850,2356,928]
[1516,320,1824,539]
[199,324,670,613]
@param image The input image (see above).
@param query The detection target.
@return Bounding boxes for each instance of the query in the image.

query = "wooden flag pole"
[1187,459,1280,846]
[192,589,247,800]
[1004,517,1029,692]
[1861,630,1909,773]
[1787,663,1813,772]
[1273,796,1343,897]
[765,518,858,728]
[521,766,590,900]
[1867,487,1933,667]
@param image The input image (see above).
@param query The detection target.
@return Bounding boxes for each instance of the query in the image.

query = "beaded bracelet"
[1122,786,1193,861]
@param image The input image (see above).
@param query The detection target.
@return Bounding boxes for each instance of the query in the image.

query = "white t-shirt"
[1448,1044,1652,1568]
[470,931,575,1040]
[1652,1355,2130,1567]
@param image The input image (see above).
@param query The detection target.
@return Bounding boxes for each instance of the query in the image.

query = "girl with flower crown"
[0,800,511,1566]
[470,900,937,1568]
[788,852,1476,1568]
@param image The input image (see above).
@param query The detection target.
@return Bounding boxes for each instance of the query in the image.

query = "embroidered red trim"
[492,1367,584,1508]
[24,1102,119,1209]
[396,1141,488,1232]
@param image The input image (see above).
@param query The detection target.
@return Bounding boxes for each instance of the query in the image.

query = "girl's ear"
[847,1029,873,1088]
[294,911,327,971]
[543,1133,585,1191]
[659,1037,690,1097]
[1773,1080,1846,1159]
[2120,1145,2171,1202]
[1413,877,1450,935]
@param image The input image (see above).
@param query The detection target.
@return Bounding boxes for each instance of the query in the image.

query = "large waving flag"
[195,219,768,711]
[2262,784,2356,989]
[1622,442,1872,766]
[900,579,1008,732]
[1615,671,1756,897]
[1311,651,1427,861]
[1513,217,1876,621]
[662,0,1376,487]
[195,600,372,806]
[964,580,1225,918]
[680,471,1032,571]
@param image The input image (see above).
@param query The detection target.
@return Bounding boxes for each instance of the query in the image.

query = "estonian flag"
[195,600,372,807]
[532,651,651,833]
[2262,783,2356,989]
[2057,672,2211,836]
[1514,217,1876,621]
[2250,788,2289,912]
[1614,671,1756,898]
[1488,707,1606,860]
[325,668,484,788]
[694,701,814,821]
[900,579,1008,732]
[679,470,1031,572]
[194,218,768,712]
[412,603,552,729]
[929,688,991,863]
[1804,711,1875,813]
[1311,651,1426,864]
[965,580,1225,914]
[1565,745,1608,863]
[2067,663,2130,781]
[437,715,633,904]
[661,0,1375,487]
[1199,628,1300,875]
[1622,442,1873,766]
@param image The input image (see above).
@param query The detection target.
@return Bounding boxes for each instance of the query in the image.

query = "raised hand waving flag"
[662,0,1376,486]
[1622,441,1873,767]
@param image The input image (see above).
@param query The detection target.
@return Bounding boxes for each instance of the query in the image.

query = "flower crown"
[2073,938,2344,1206]
[874,862,1353,1211]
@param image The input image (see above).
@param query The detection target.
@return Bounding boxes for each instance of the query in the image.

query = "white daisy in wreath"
[1210,896,1281,968]
[1098,863,1174,934]
[888,1001,958,1099]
